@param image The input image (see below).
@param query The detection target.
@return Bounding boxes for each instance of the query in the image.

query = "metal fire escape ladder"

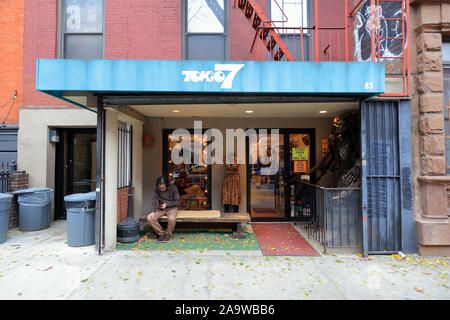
[235,0,294,61]
[376,0,410,97]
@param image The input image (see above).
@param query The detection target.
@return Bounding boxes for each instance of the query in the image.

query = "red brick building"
[0,0,24,172]
[10,0,448,256]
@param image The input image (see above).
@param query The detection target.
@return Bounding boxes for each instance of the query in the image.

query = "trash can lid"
[64,192,97,203]
[0,193,13,200]
[12,187,52,195]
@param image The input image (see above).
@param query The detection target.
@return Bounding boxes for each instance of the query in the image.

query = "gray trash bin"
[13,187,53,231]
[0,193,13,244]
[64,192,96,247]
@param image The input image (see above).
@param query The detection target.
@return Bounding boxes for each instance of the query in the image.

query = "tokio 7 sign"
[181,64,245,89]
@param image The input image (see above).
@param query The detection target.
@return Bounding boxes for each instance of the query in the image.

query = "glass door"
[288,133,312,220]
[55,128,96,219]
[71,132,97,194]
[248,133,286,219]
[247,129,315,220]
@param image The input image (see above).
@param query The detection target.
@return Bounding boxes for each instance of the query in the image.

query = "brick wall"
[23,0,74,108]
[7,171,29,229]
[117,187,134,223]
[105,0,182,60]
[0,0,24,124]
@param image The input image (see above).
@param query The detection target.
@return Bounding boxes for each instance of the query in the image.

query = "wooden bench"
[140,211,251,238]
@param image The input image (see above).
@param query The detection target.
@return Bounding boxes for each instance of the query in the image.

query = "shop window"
[164,130,211,210]
[443,41,450,174]
[59,0,103,59]
[184,0,227,60]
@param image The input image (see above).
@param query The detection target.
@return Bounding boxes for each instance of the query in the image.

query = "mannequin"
[221,155,241,213]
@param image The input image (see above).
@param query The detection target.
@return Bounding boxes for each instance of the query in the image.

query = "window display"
[165,131,210,210]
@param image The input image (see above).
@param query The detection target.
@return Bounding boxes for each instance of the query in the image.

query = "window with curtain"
[61,0,103,59]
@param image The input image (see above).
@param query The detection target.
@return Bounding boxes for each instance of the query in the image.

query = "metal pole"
[345,0,348,61]
[127,126,133,219]
[370,0,376,62]
[314,0,319,61]
[95,97,105,255]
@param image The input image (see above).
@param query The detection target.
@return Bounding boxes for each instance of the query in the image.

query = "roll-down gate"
[360,100,417,256]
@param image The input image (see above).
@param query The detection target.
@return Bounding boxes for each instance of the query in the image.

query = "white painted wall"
[17,108,97,220]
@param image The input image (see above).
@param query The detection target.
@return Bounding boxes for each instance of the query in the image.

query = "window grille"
[118,122,132,188]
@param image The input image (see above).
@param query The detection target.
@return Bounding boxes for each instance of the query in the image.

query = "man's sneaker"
[157,234,165,242]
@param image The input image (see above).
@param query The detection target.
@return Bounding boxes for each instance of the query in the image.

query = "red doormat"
[252,223,321,256]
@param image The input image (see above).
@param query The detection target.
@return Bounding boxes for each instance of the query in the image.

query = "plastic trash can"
[64,192,96,247]
[13,187,53,231]
[0,193,13,244]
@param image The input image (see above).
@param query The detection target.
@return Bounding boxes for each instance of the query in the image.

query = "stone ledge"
[418,176,450,184]
[416,220,450,246]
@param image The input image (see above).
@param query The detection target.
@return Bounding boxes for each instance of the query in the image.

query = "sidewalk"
[0,220,448,300]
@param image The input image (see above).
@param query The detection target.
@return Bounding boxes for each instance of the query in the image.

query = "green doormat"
[115,232,261,251]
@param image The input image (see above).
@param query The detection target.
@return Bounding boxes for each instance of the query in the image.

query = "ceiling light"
[245,110,254,114]
[172,109,180,113]
[319,110,328,114]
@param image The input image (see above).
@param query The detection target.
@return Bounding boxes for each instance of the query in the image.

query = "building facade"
[8,0,448,256]
[409,1,450,256]
[0,0,24,172]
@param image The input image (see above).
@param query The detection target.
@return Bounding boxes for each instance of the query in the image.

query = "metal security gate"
[0,125,18,172]
[360,100,416,256]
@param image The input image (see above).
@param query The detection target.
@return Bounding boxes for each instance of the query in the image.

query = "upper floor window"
[443,41,450,174]
[270,0,308,34]
[184,0,227,60]
[60,0,103,59]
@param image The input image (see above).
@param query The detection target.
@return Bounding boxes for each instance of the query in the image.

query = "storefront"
[35,58,417,256]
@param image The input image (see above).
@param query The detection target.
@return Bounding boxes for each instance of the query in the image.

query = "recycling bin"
[64,192,96,247]
[13,187,53,231]
[0,193,13,244]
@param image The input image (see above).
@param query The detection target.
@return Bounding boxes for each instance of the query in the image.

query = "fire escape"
[234,0,410,97]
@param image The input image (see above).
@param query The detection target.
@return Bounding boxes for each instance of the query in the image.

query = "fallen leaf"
[414,288,423,293]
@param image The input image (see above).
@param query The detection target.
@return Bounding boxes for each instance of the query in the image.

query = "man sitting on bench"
[146,176,180,242]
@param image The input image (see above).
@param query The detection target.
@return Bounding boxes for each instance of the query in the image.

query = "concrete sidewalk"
[0,220,448,300]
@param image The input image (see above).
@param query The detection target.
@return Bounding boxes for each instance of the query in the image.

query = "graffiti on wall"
[353,0,407,62]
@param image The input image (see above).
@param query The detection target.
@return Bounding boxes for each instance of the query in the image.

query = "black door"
[55,128,96,220]
[247,128,315,221]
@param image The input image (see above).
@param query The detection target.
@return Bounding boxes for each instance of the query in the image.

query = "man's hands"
[148,203,166,221]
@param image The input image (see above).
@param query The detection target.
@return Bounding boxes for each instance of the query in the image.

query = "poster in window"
[292,148,308,161]
[321,138,330,159]
[293,160,307,173]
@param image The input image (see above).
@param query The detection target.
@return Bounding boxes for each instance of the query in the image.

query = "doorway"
[54,128,97,220]
[247,129,315,220]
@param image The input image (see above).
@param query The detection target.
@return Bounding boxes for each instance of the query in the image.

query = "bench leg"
[232,223,246,239]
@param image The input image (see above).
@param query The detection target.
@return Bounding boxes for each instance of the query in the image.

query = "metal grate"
[0,161,11,193]
[298,182,362,254]
[117,122,132,189]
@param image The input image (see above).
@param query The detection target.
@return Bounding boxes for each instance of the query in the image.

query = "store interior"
[138,101,360,220]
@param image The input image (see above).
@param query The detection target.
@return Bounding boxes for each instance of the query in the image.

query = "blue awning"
[36,59,385,107]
